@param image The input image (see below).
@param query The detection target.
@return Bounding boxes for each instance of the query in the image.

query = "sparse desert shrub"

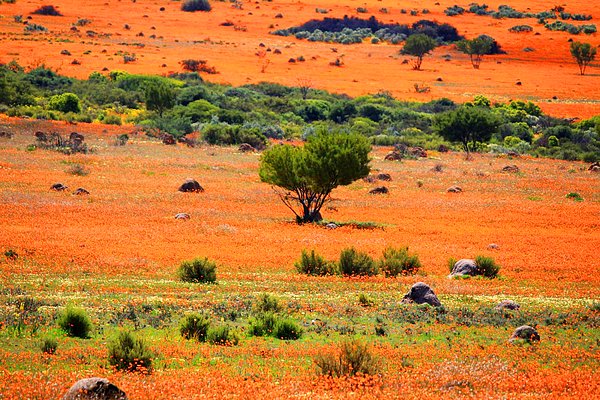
[273,318,303,340]
[565,192,584,202]
[339,248,378,276]
[248,312,278,337]
[509,25,533,33]
[182,0,211,12]
[180,59,218,74]
[65,163,89,176]
[108,330,154,372]
[358,293,374,307]
[177,257,217,283]
[180,312,211,341]
[114,134,129,146]
[295,249,338,276]
[447,257,457,272]
[40,337,57,354]
[57,306,92,338]
[103,114,122,125]
[24,24,48,33]
[32,5,62,16]
[315,339,381,377]
[253,293,282,313]
[207,324,240,346]
[474,255,500,278]
[379,246,421,276]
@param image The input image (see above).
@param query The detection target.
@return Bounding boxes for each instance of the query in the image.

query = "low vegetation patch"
[315,339,381,377]
[57,306,92,338]
[177,257,217,283]
[108,330,154,373]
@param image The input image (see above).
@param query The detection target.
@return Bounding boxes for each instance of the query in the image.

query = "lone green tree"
[401,34,438,70]
[434,105,499,158]
[259,130,371,223]
[570,41,597,75]
[456,36,493,69]
[145,81,175,116]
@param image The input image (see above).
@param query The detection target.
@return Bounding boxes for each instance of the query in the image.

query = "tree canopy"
[401,34,438,70]
[456,36,493,69]
[259,130,371,223]
[570,41,597,75]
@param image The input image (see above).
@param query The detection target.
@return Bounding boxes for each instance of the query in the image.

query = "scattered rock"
[62,377,127,400]
[376,173,392,181]
[509,325,540,343]
[384,151,402,161]
[362,175,377,183]
[447,185,462,193]
[178,179,204,193]
[502,165,520,173]
[73,188,90,196]
[238,143,256,152]
[70,132,85,146]
[496,300,520,311]
[588,162,600,172]
[162,133,176,145]
[409,146,427,158]
[175,213,190,220]
[61,49,72,56]
[325,222,338,229]
[438,144,449,153]
[178,136,196,147]
[51,183,68,191]
[506,151,520,158]
[0,131,13,139]
[449,259,478,277]
[402,282,441,307]
[369,186,389,195]
[488,243,500,250]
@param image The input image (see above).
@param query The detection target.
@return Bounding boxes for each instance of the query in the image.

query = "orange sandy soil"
[0,0,599,119]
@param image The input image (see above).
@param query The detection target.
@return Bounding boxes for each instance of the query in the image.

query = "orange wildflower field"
[0,118,599,399]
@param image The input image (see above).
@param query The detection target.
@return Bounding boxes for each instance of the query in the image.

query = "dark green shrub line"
[57,306,92,338]
[178,257,217,283]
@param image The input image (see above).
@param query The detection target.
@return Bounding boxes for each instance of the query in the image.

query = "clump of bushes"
[180,312,211,341]
[108,330,154,372]
[65,163,89,176]
[509,25,533,33]
[25,24,48,33]
[249,312,303,340]
[339,247,378,276]
[177,257,217,283]
[566,192,584,202]
[57,306,92,338]
[253,293,282,314]
[32,5,62,16]
[295,249,338,276]
[315,339,381,377]
[474,255,500,278]
[379,246,421,276]
[207,324,240,346]
[181,0,211,12]
[40,337,58,354]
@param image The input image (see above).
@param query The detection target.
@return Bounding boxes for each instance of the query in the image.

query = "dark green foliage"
[315,339,380,377]
[570,41,597,75]
[108,330,154,372]
[182,0,212,12]
[180,313,211,341]
[202,124,267,149]
[273,318,303,340]
[248,312,278,337]
[253,293,282,314]
[445,5,465,16]
[401,34,437,70]
[25,23,48,32]
[57,306,92,338]
[509,25,533,33]
[339,248,378,276]
[26,67,72,90]
[32,5,62,16]
[435,105,500,156]
[259,130,371,223]
[295,249,338,276]
[40,337,57,354]
[178,257,217,283]
[48,93,81,113]
[447,257,457,273]
[456,36,493,69]
[565,192,584,202]
[379,246,421,277]
[145,81,175,116]
[207,324,240,346]
[474,255,500,278]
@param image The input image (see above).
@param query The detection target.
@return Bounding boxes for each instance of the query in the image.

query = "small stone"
[496,300,520,310]
[175,213,190,220]
[238,143,256,152]
[502,165,520,173]
[376,173,392,181]
[369,186,389,195]
[51,183,68,191]
[449,259,477,277]
[62,377,127,400]
[488,243,500,250]
[73,188,90,195]
[325,222,338,229]
[178,179,204,193]
[509,325,540,343]
[402,282,441,307]
[447,185,462,193]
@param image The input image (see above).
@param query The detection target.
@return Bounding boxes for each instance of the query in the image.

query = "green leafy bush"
[474,255,500,278]
[315,339,380,377]
[48,93,81,113]
[566,192,584,202]
[253,293,282,314]
[339,248,378,276]
[273,318,303,340]
[180,313,211,341]
[207,324,240,346]
[177,257,217,283]
[379,246,421,276]
[57,306,92,338]
[248,312,278,337]
[108,330,154,373]
[40,337,57,354]
[295,249,338,276]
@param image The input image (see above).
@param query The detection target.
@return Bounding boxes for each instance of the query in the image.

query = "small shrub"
[180,313,211,341]
[114,134,129,146]
[248,312,278,337]
[4,249,18,260]
[40,337,57,354]
[108,330,154,372]
[24,24,48,33]
[474,255,500,278]
[207,324,240,346]
[253,293,282,313]
[273,318,303,340]
[566,192,584,202]
[182,0,211,12]
[339,248,378,276]
[358,293,374,307]
[315,339,381,377]
[32,5,62,16]
[447,257,457,272]
[65,163,89,176]
[178,257,217,283]
[295,249,338,276]
[103,114,122,125]
[379,246,421,277]
[57,306,92,338]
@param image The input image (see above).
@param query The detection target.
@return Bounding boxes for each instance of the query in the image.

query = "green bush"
[207,324,240,346]
[474,255,500,278]
[40,337,57,354]
[248,312,278,337]
[103,114,122,125]
[339,248,378,276]
[253,293,282,314]
[566,192,584,202]
[180,313,211,341]
[273,318,303,340]
[48,93,81,113]
[57,306,92,338]
[315,339,380,377]
[108,330,154,373]
[379,246,421,276]
[182,0,211,12]
[447,257,457,273]
[295,249,338,276]
[178,257,217,283]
